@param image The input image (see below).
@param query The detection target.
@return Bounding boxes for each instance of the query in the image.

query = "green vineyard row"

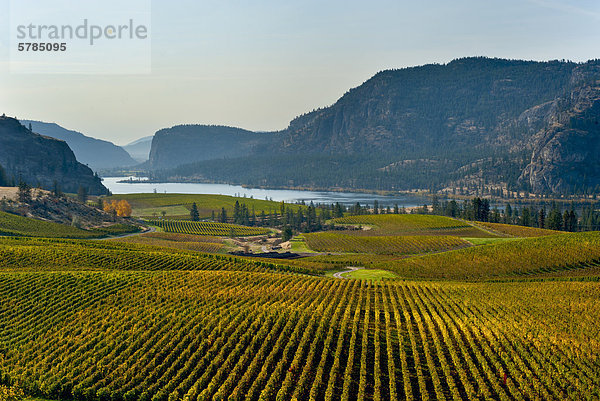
[304,233,470,255]
[0,271,598,400]
[0,211,139,239]
[332,215,494,237]
[149,220,270,237]
[0,237,314,275]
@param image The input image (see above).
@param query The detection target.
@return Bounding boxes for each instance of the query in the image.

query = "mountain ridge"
[22,120,137,170]
[0,116,107,195]
[147,57,600,194]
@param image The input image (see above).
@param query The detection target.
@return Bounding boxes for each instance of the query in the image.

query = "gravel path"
[97,226,156,240]
[333,266,362,279]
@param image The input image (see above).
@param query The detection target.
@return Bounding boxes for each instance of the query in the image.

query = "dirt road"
[333,266,362,279]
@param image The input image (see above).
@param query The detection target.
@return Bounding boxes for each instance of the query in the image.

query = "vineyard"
[0,211,139,239]
[112,232,225,254]
[472,221,563,237]
[2,203,600,400]
[149,220,270,237]
[304,233,470,255]
[332,214,495,237]
[0,237,314,275]
[0,270,598,401]
[378,231,600,280]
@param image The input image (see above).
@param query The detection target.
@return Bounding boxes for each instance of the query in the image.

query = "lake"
[102,177,429,208]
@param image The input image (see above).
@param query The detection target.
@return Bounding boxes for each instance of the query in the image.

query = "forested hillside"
[150,58,600,195]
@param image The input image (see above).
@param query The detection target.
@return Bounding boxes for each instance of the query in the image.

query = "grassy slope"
[343,268,398,280]
[105,193,302,219]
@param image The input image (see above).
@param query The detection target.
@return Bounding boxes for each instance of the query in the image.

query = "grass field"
[0,210,139,239]
[105,193,301,219]
[332,214,496,237]
[289,235,317,253]
[343,268,398,280]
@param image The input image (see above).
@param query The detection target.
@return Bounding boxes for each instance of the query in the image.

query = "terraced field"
[1,269,598,401]
[149,220,270,237]
[304,232,470,255]
[332,214,495,237]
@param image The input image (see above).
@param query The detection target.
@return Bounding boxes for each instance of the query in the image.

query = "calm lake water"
[102,177,429,208]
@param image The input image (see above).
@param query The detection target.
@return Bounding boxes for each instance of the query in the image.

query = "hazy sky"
[1,0,599,145]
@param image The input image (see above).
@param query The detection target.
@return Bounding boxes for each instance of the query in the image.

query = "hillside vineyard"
[1,269,598,400]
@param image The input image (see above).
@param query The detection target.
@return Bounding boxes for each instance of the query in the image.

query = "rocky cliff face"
[278,58,578,155]
[520,82,600,193]
[148,125,271,170]
[149,58,600,194]
[0,116,108,195]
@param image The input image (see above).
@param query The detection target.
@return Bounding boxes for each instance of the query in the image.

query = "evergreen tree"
[260,210,266,226]
[282,226,293,242]
[539,208,546,229]
[432,195,441,215]
[547,205,563,231]
[190,202,200,221]
[0,164,6,186]
[18,181,32,203]
[521,207,531,227]
[504,203,513,224]
[52,180,62,198]
[77,186,88,203]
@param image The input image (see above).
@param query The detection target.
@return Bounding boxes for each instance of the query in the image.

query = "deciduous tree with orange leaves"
[103,200,132,218]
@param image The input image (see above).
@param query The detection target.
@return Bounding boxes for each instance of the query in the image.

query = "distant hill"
[148,125,272,170]
[22,120,137,170]
[0,116,107,195]
[153,57,600,195]
[123,135,153,163]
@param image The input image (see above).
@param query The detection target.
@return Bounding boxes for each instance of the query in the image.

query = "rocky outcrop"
[148,125,271,170]
[520,84,600,193]
[0,116,108,195]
